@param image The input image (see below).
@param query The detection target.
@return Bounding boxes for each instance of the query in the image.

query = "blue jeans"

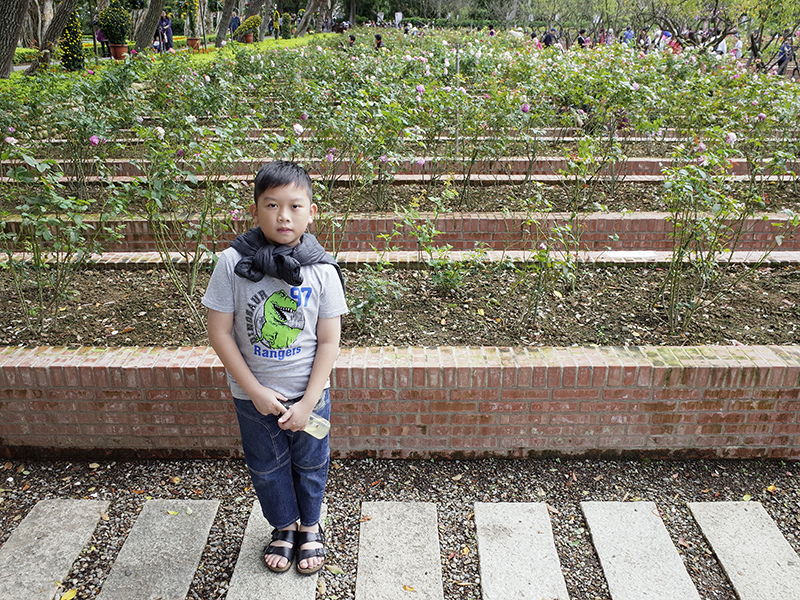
[234,389,331,529]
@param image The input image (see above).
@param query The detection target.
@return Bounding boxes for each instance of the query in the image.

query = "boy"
[203,161,347,575]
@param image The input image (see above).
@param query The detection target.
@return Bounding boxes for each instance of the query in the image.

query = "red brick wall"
[3,213,795,253]
[1,345,798,460]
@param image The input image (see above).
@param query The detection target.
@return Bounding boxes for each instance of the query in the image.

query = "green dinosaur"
[260,290,305,349]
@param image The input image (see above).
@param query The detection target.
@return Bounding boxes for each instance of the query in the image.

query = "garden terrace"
[1,31,799,461]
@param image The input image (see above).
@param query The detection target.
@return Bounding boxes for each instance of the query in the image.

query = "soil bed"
[1,264,798,348]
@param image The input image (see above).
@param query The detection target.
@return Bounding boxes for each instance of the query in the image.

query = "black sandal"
[296,525,326,575]
[264,528,297,573]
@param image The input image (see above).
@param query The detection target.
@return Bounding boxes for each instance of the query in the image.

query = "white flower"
[154,127,165,140]
[293,123,304,136]
[4,136,17,145]
[725,132,737,145]
[186,115,197,124]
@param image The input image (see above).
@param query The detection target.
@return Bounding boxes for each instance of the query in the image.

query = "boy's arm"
[206,308,288,416]
[278,315,341,432]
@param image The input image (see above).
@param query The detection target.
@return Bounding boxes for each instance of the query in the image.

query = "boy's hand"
[251,386,288,416]
[278,401,313,432]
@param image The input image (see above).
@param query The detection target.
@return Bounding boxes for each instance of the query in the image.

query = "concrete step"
[354,501,445,600]
[0,499,109,600]
[3,499,800,599]
[96,499,219,600]
[225,501,327,600]
[688,501,800,600]
[581,501,701,600]
[474,501,569,600]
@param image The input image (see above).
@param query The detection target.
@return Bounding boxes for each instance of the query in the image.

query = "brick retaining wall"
[3,212,795,253]
[2,345,799,461]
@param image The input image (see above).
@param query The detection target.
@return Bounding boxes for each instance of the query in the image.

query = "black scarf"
[231,228,345,293]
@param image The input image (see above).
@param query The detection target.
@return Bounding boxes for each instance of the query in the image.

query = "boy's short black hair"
[253,161,313,204]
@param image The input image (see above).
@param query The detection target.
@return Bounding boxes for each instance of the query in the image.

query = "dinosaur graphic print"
[253,290,306,349]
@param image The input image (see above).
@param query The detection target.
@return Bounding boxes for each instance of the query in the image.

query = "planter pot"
[108,43,128,60]
[243,33,254,43]
[187,37,201,50]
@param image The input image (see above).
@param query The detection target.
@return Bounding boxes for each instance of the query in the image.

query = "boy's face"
[249,183,317,247]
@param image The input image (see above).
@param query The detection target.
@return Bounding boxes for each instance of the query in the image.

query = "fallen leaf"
[546,504,561,515]
[16,465,24,474]
[100,512,110,521]
[121,326,134,334]
[766,485,777,494]
[553,290,563,299]
[593,475,604,482]
[371,480,382,486]
[447,551,457,560]
[170,476,181,484]
[359,515,372,522]
[671,473,679,479]
[167,510,179,515]
[186,507,193,515]
[461,546,469,555]
[571,472,577,482]
[325,564,345,575]
[132,490,145,494]
[452,474,463,481]
[317,578,327,594]
[742,494,752,502]
[61,590,78,600]
[678,537,691,548]
[3,463,12,470]
[403,585,417,592]
[88,463,100,470]
[455,581,474,587]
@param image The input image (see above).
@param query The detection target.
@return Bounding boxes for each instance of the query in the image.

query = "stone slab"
[226,501,327,600]
[474,502,569,600]
[688,501,800,600]
[581,501,700,600]
[0,499,109,600]
[97,499,219,600]
[354,501,444,600]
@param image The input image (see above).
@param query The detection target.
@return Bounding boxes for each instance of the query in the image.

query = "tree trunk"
[294,0,319,37]
[23,0,78,75]
[214,0,236,47]
[0,0,31,78]
[244,0,265,20]
[133,0,165,52]
[41,0,53,35]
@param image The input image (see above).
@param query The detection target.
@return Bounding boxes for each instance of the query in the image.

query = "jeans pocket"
[234,397,289,475]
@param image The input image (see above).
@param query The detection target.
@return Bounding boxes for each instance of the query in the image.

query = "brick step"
[3,250,800,270]
[1,344,799,460]
[2,211,797,253]
[2,499,798,600]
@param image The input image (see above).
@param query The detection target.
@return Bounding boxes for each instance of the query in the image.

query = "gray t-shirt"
[202,247,348,399]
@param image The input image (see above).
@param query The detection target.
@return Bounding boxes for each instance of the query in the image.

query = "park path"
[1,497,799,600]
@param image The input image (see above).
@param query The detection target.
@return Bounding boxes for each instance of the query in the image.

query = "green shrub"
[281,13,291,39]
[59,10,84,71]
[98,0,130,45]
[13,48,38,64]
[237,15,262,38]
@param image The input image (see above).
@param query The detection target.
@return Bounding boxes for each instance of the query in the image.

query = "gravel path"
[1,457,797,599]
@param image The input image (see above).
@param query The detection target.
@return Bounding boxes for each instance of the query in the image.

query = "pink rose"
[521,102,530,113]
[89,135,100,146]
